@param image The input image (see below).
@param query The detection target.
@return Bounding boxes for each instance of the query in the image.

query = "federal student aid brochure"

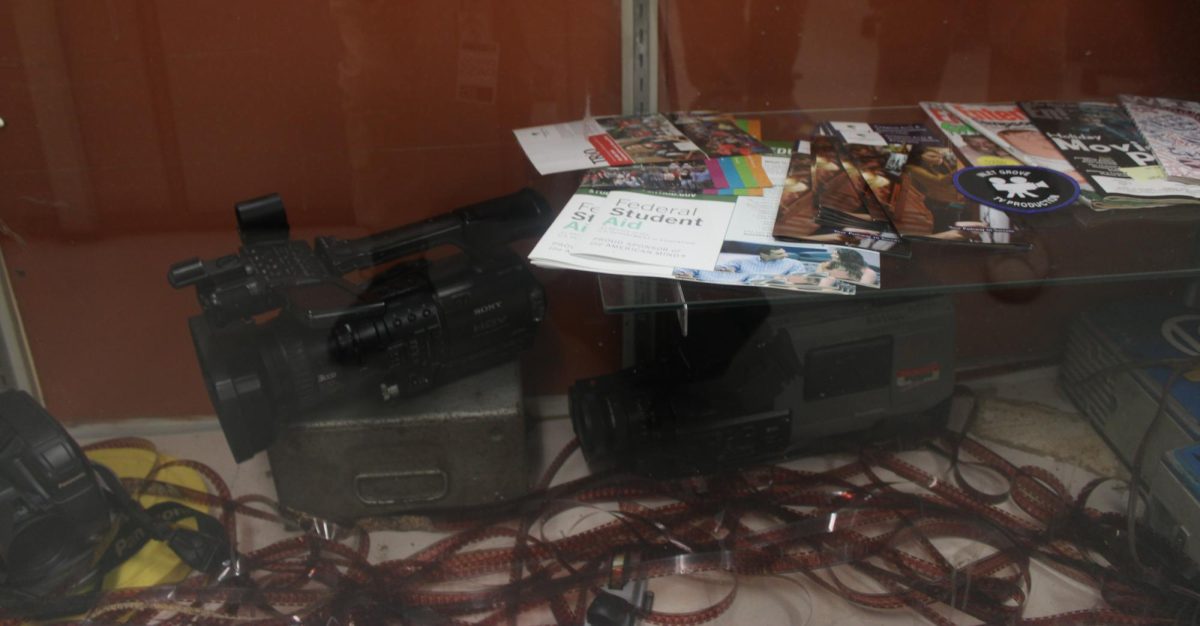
[529,189,882,296]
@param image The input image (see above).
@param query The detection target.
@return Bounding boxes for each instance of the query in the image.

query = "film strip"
[3,427,1198,625]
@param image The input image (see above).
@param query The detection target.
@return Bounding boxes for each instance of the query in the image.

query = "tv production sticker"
[952,165,1079,214]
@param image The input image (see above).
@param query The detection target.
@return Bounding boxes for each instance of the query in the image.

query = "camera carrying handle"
[315,188,550,274]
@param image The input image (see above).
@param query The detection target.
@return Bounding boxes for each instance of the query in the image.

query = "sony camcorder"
[169,189,550,462]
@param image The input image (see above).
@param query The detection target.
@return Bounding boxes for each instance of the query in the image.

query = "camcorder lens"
[188,315,356,462]
[188,317,278,462]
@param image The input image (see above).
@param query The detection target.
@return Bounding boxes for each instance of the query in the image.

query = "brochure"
[825,129,896,224]
[814,134,906,254]
[529,189,882,295]
[829,121,1031,248]
[583,114,706,166]
[771,139,904,255]
[527,189,667,277]
[516,111,784,176]
[667,111,775,156]
[572,192,737,269]
[512,120,607,175]
[579,154,788,195]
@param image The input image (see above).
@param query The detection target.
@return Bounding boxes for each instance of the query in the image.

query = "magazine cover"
[949,103,1082,178]
[1119,95,1200,184]
[668,111,774,156]
[920,102,1022,166]
[584,114,706,166]
[830,121,1030,248]
[1020,100,1200,205]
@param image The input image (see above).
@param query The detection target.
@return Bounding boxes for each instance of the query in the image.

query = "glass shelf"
[596,106,1200,315]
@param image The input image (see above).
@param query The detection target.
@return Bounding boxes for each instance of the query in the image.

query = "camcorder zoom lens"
[188,316,348,463]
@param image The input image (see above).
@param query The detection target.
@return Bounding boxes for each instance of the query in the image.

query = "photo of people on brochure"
[590,114,707,165]
[672,241,880,295]
[669,111,774,157]
[772,136,905,255]
[813,138,871,216]
[580,161,715,193]
[842,134,1027,248]
[773,143,819,235]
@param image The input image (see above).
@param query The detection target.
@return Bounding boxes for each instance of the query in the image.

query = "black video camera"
[169,189,551,462]
[571,298,957,477]
[570,312,800,477]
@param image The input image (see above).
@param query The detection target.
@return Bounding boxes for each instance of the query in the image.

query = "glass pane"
[1,0,621,420]
[659,2,1197,112]
[3,2,1200,624]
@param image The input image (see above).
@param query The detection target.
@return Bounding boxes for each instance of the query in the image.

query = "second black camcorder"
[169,189,550,462]
[571,297,957,476]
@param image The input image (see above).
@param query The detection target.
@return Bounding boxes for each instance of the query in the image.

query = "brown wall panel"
[657,0,1200,380]
[2,0,1198,422]
[0,0,622,421]
[660,0,1200,112]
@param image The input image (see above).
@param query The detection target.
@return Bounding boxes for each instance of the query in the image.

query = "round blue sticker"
[952,165,1080,214]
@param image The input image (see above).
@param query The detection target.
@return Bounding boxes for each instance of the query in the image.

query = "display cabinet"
[2,2,1200,624]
